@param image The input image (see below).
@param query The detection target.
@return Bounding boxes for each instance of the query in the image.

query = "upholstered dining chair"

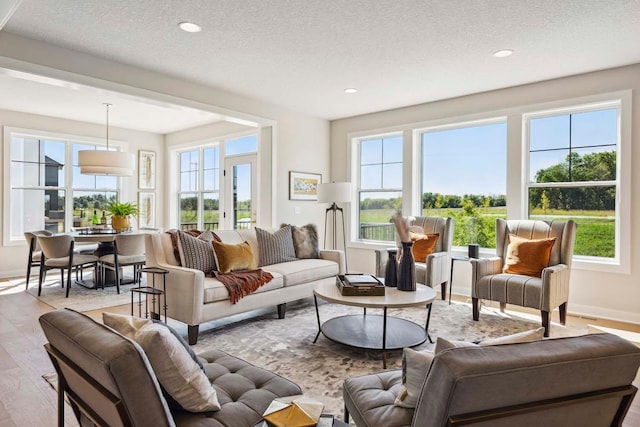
[471,218,577,337]
[24,229,53,289]
[375,215,454,299]
[37,234,100,297]
[99,234,146,294]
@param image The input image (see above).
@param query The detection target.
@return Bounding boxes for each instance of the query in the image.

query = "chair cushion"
[213,241,256,273]
[343,370,413,427]
[410,232,439,263]
[256,226,297,266]
[100,254,146,265]
[172,349,303,427]
[475,273,543,309]
[503,234,556,277]
[44,254,98,267]
[103,313,221,413]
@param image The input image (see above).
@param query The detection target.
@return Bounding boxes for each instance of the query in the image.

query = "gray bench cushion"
[173,349,302,427]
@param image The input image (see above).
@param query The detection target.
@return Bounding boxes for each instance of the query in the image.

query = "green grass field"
[360,207,615,258]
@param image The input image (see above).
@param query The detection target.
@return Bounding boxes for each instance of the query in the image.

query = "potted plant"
[106,201,139,232]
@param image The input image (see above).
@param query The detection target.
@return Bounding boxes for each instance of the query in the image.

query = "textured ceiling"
[3,0,640,121]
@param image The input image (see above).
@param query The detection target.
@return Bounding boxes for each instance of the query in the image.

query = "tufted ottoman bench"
[172,349,303,426]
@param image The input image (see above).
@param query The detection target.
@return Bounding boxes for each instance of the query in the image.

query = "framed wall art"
[138,191,156,228]
[289,171,322,201]
[138,150,156,190]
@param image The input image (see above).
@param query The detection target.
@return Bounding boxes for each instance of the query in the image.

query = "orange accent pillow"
[409,232,440,263]
[212,240,256,273]
[502,234,556,277]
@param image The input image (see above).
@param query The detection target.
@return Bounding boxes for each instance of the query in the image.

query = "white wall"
[331,63,640,325]
[0,108,164,277]
[0,33,331,276]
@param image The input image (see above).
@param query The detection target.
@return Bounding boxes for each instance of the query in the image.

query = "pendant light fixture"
[78,103,135,176]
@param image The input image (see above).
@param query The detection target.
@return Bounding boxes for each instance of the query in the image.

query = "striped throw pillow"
[256,226,297,267]
[177,230,216,273]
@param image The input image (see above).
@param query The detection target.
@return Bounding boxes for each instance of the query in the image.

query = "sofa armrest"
[320,250,346,275]
[424,251,451,288]
[146,263,205,326]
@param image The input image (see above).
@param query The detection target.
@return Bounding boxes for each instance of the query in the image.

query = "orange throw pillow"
[409,232,440,263]
[502,234,556,277]
[212,240,256,273]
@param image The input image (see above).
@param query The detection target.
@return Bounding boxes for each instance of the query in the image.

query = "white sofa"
[145,229,345,344]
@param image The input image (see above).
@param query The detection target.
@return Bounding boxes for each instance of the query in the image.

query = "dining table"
[69,229,154,289]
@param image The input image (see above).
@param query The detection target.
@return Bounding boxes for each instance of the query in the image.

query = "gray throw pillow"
[256,226,297,266]
[290,224,320,259]
[177,230,216,273]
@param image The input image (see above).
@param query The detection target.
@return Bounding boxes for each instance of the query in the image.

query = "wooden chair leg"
[188,325,200,345]
[38,261,46,296]
[541,311,550,337]
[472,298,480,321]
[440,282,446,300]
[559,302,567,325]
[500,302,506,312]
[26,262,32,289]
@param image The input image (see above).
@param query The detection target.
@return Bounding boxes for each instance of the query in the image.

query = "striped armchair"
[471,219,577,337]
[375,216,454,299]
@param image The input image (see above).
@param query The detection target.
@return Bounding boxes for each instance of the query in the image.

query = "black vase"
[384,248,398,287]
[397,241,416,291]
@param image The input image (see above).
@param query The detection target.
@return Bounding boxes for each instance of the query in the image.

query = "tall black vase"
[384,248,398,287]
[397,241,416,291]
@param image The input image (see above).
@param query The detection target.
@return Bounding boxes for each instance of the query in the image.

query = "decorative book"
[262,396,324,427]
[342,274,381,286]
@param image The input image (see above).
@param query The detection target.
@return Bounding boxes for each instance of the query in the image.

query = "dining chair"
[37,234,100,297]
[24,230,53,289]
[99,234,146,294]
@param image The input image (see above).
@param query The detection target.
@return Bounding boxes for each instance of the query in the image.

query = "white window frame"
[351,131,404,245]
[523,94,630,274]
[3,126,125,246]
[345,90,630,273]
[173,131,258,231]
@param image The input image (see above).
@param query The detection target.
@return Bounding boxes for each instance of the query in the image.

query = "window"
[421,120,507,248]
[176,134,257,231]
[356,134,402,242]
[178,146,220,231]
[5,129,120,243]
[526,104,619,259]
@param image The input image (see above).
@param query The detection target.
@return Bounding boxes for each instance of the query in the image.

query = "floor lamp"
[317,182,351,272]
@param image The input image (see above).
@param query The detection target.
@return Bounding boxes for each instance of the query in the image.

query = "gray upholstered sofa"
[39,308,303,427]
[343,333,640,427]
[145,229,345,344]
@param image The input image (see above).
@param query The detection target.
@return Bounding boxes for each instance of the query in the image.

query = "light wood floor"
[1,280,639,427]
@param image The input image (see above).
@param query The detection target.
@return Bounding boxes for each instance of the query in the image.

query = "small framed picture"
[289,171,322,201]
[138,191,156,228]
[138,150,156,190]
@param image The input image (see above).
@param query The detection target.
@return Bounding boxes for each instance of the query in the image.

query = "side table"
[131,267,169,322]
[449,255,470,305]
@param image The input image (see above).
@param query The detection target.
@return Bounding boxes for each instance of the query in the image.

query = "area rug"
[192,299,588,418]
[22,273,145,311]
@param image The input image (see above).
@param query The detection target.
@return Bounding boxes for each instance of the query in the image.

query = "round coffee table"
[313,281,437,368]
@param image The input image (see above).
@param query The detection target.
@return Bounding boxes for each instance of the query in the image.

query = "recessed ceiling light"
[493,49,513,58]
[344,88,358,94]
[178,22,202,33]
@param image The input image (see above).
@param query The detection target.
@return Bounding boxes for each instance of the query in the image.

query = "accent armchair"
[471,219,577,337]
[375,216,454,300]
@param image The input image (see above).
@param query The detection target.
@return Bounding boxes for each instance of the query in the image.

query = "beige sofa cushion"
[204,272,284,303]
[265,259,339,286]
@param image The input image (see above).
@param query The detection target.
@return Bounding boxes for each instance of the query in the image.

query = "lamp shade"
[317,182,352,204]
[78,150,135,176]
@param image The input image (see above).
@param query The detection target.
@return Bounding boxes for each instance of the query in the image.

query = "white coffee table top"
[314,280,436,309]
